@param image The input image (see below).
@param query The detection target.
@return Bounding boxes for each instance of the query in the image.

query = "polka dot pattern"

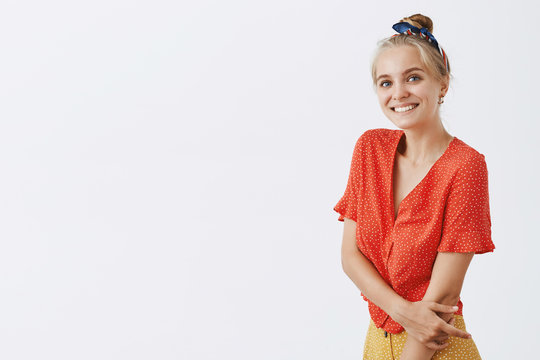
[334,128,495,334]
[363,315,482,359]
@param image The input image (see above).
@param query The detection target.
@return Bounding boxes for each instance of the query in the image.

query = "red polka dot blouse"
[334,128,495,334]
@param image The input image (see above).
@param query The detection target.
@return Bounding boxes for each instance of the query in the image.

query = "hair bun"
[399,14,434,33]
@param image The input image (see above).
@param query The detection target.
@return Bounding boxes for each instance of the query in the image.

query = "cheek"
[376,91,390,107]
[426,92,439,105]
[417,89,437,105]
[420,84,441,104]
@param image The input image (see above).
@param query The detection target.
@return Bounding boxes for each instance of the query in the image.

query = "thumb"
[429,302,459,314]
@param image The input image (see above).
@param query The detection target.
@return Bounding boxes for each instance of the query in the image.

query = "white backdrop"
[0,1,538,359]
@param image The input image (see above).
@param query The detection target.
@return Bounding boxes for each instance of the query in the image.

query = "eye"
[408,75,421,82]
[379,80,391,88]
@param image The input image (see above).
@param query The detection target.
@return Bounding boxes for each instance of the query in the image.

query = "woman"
[333,14,495,360]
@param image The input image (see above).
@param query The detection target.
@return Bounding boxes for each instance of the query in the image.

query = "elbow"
[341,253,349,274]
[423,282,462,306]
[341,251,354,275]
[440,293,460,307]
[424,291,461,307]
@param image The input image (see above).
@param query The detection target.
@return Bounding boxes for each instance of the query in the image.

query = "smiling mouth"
[392,104,419,113]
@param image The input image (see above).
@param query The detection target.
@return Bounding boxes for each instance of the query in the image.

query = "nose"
[392,82,409,101]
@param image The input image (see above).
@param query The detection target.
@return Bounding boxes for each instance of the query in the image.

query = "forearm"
[400,252,474,360]
[341,248,409,319]
[400,292,459,359]
[338,218,464,346]
[423,291,460,308]
[400,336,436,360]
[399,294,459,359]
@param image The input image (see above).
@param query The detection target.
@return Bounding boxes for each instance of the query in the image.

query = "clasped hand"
[393,300,472,351]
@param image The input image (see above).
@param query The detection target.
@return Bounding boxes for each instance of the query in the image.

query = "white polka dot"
[334,128,495,334]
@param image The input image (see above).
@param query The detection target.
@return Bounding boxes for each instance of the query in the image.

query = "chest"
[392,153,438,222]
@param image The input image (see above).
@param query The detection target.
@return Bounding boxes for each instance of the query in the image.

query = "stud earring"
[438,96,444,104]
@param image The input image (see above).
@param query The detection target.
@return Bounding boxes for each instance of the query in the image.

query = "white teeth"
[394,104,417,113]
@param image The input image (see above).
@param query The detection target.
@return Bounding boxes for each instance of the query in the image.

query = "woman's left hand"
[393,300,470,350]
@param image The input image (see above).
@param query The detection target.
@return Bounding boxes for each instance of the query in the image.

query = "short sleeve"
[333,134,365,222]
[438,154,495,254]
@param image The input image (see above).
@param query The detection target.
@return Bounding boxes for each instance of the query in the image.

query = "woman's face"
[374,45,448,129]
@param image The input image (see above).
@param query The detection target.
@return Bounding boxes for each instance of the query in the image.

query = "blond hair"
[371,14,451,86]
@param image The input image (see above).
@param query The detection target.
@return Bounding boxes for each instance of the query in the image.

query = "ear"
[440,74,450,97]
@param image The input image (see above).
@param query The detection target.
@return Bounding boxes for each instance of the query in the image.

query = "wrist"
[389,297,412,324]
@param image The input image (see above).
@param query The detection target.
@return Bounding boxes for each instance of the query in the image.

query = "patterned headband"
[391,22,449,73]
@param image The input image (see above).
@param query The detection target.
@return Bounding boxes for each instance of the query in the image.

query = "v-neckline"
[390,130,456,226]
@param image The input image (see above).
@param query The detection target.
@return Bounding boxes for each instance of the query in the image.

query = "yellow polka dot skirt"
[363,315,482,359]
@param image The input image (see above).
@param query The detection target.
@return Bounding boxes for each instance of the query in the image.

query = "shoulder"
[355,128,401,150]
[451,138,489,172]
[361,127,400,141]
[446,138,490,186]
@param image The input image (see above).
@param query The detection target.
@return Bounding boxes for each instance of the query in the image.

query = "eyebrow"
[376,67,425,82]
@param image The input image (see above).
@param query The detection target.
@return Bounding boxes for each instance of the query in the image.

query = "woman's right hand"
[392,300,471,350]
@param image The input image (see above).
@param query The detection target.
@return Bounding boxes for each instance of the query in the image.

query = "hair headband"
[391,22,449,73]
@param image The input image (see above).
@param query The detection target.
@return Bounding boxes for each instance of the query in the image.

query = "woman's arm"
[341,218,470,350]
[341,218,409,317]
[399,251,475,360]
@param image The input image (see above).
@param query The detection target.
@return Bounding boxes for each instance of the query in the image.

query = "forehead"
[375,46,426,77]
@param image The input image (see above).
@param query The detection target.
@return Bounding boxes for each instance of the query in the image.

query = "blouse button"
[384,331,388,337]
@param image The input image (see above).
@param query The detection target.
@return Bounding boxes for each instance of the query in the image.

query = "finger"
[429,303,459,314]
[435,333,449,340]
[429,331,449,341]
[438,311,454,323]
[441,314,454,324]
[442,322,471,339]
[425,341,449,351]
[435,334,449,342]
[446,316,455,325]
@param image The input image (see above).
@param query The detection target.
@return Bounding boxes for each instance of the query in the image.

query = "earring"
[438,96,444,104]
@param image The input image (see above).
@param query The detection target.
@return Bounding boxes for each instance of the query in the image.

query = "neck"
[397,122,453,165]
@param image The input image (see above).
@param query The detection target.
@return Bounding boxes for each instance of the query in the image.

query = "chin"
[388,119,423,131]
[387,116,415,128]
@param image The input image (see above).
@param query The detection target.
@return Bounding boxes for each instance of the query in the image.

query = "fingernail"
[452,306,458,310]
